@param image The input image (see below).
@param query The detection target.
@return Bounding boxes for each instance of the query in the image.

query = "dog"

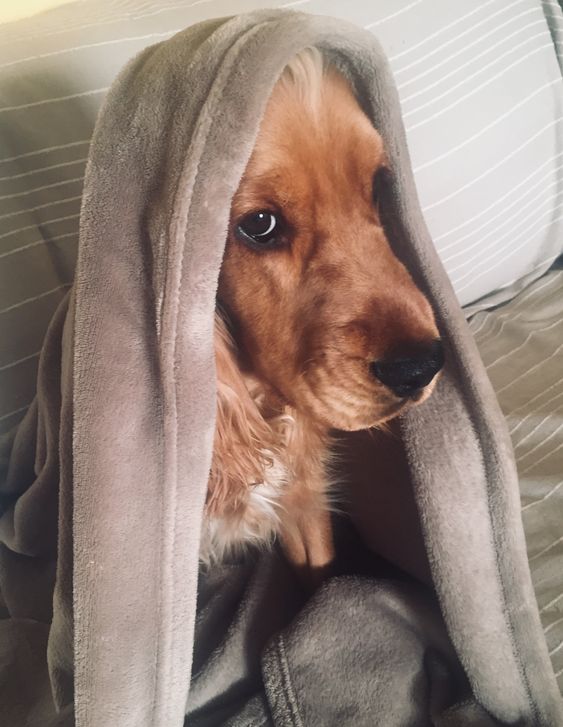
[200,48,444,585]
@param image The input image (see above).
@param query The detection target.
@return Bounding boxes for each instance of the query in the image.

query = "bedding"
[1,2,563,725]
[469,262,563,695]
[2,0,563,433]
[1,8,562,726]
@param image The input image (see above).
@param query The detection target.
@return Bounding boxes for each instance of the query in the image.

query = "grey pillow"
[1,0,563,432]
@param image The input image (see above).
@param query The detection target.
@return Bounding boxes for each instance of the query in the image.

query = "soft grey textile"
[469,261,563,694]
[0,619,69,727]
[2,0,563,433]
[261,577,494,727]
[0,8,562,727]
[191,551,502,726]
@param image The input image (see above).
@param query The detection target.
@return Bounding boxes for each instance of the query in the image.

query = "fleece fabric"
[1,8,562,727]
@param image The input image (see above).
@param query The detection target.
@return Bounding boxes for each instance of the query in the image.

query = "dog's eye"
[236,211,280,248]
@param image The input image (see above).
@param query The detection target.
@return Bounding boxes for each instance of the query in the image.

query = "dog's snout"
[370,339,445,398]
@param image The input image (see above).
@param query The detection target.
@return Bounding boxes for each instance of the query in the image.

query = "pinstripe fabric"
[0,0,562,696]
[543,0,563,74]
[469,263,563,693]
[1,0,563,431]
[0,0,562,677]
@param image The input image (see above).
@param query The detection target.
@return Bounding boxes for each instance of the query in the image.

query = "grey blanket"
[1,9,562,727]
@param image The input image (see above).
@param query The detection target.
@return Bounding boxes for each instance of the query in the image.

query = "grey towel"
[1,9,562,727]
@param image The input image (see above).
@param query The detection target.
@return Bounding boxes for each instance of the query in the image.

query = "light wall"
[0,0,73,24]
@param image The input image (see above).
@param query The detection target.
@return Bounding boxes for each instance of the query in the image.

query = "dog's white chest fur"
[199,454,289,565]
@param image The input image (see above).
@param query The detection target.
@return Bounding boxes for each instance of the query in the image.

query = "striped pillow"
[1,0,563,432]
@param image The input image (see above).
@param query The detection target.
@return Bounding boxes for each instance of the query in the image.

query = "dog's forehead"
[271,66,378,140]
[249,87,384,182]
[229,68,388,221]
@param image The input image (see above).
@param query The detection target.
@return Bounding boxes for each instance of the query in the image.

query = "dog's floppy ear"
[208,313,279,513]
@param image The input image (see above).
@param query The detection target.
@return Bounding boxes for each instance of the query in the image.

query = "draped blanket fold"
[1,9,562,727]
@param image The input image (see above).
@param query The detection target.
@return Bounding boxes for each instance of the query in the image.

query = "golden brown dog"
[200,49,443,584]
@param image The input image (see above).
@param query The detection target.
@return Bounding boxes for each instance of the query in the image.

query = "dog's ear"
[208,313,278,512]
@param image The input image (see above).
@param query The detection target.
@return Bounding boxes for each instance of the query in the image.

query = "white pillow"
[1,0,562,431]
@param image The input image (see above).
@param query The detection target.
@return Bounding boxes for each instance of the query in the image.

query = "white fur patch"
[199,453,289,566]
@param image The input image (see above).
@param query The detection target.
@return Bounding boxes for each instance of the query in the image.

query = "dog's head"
[218,52,443,431]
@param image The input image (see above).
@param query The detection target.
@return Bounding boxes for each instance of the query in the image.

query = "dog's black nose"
[371,340,445,398]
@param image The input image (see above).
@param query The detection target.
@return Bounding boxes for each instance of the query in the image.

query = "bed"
[1,0,562,705]
[470,264,563,691]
